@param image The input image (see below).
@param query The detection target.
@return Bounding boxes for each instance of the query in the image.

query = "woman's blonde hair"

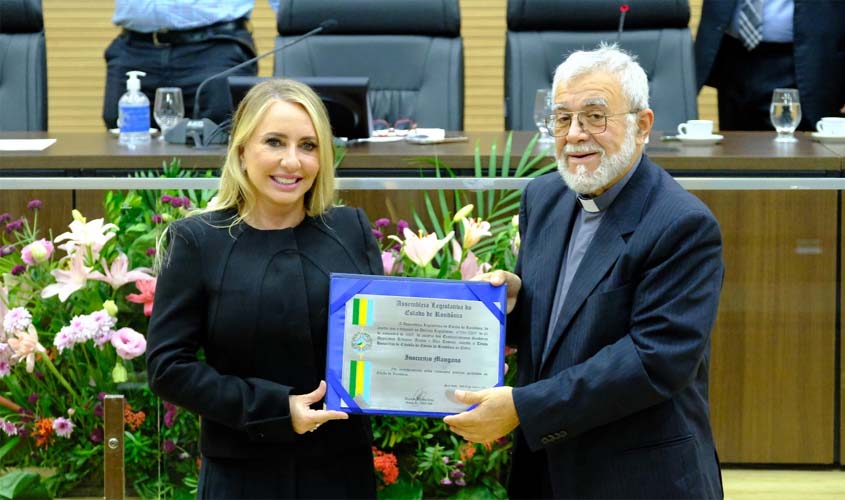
[154,79,335,271]
[209,78,335,222]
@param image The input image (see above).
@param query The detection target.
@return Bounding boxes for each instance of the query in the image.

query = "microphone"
[616,4,629,45]
[165,19,338,147]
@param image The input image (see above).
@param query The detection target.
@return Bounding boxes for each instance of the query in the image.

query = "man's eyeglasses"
[372,118,416,137]
[544,110,639,136]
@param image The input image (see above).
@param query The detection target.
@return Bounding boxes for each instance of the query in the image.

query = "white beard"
[557,123,639,195]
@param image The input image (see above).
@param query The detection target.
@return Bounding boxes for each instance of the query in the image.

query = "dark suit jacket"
[695,0,845,125]
[147,207,383,465]
[508,156,724,499]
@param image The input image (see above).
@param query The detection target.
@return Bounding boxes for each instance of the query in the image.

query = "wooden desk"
[0,131,840,174]
[2,131,843,465]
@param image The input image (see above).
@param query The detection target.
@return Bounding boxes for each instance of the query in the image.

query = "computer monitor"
[227,76,373,140]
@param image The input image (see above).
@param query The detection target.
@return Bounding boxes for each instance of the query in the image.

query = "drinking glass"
[770,88,802,143]
[154,87,184,140]
[534,88,553,143]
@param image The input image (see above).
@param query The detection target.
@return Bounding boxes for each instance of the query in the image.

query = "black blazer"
[508,157,725,499]
[147,207,383,460]
[695,0,845,125]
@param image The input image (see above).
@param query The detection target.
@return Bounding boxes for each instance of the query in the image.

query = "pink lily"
[127,278,157,317]
[7,324,46,373]
[381,251,402,276]
[53,215,117,259]
[402,228,454,267]
[90,252,153,290]
[460,250,492,280]
[461,217,492,249]
[42,252,93,302]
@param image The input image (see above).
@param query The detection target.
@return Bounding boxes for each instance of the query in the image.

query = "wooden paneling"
[696,191,837,463]
[41,1,716,134]
[2,191,74,240]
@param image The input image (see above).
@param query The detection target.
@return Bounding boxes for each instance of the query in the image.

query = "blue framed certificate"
[326,273,507,417]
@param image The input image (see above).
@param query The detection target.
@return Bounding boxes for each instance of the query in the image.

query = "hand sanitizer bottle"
[118,70,151,148]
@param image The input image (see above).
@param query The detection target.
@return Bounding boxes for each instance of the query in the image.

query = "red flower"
[33,418,54,448]
[126,278,156,317]
[372,447,399,487]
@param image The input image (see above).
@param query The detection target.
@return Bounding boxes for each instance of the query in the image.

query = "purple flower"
[34,370,44,380]
[0,244,15,256]
[27,393,39,405]
[162,439,177,454]
[0,419,18,436]
[455,460,464,469]
[160,195,174,204]
[169,197,184,208]
[90,427,103,444]
[440,478,453,486]
[181,197,192,208]
[374,218,390,228]
[442,456,450,464]
[146,247,157,257]
[163,401,178,427]
[396,219,409,234]
[151,214,163,224]
[5,218,24,233]
[371,229,384,240]
[450,470,465,479]
[53,417,74,438]
[0,213,10,224]
[97,391,107,401]
[455,479,466,487]
[10,264,25,276]
[27,199,43,210]
[93,402,104,418]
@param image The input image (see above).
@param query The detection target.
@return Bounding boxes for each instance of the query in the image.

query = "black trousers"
[102,29,257,129]
[710,35,806,131]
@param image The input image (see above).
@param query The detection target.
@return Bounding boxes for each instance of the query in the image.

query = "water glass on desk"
[154,87,184,141]
[770,88,801,143]
[534,88,553,143]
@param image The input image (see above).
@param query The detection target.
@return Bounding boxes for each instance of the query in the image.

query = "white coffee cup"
[677,120,714,137]
[815,117,845,136]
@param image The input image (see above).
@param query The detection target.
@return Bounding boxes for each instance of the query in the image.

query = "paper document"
[0,139,57,151]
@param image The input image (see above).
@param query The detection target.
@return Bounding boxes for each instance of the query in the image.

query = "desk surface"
[0,131,841,175]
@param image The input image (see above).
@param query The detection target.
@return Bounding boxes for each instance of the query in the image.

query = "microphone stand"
[165,20,337,148]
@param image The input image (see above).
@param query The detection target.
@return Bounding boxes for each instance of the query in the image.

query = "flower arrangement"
[0,159,208,498]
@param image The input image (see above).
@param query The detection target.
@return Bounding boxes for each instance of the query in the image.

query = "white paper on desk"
[0,139,57,151]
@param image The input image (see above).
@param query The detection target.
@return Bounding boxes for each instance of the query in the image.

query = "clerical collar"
[577,155,643,213]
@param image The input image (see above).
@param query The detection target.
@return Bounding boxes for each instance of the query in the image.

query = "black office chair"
[505,0,697,133]
[0,0,48,131]
[274,0,464,131]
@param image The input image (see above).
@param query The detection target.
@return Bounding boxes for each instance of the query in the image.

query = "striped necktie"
[737,0,763,50]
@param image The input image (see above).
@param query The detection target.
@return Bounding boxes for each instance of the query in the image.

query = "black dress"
[146,207,383,499]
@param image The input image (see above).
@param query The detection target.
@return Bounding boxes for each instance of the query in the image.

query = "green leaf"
[0,437,20,462]
[377,478,423,500]
[0,471,51,500]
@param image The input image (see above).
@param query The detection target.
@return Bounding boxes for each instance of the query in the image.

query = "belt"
[121,18,248,47]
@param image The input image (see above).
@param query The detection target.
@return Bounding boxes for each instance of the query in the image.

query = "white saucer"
[677,134,723,145]
[810,132,845,144]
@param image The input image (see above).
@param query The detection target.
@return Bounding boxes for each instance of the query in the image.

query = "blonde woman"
[147,79,382,498]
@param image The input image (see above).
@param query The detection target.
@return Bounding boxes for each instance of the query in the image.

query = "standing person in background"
[103,1,279,129]
[146,79,382,498]
[695,0,845,131]
[444,45,725,499]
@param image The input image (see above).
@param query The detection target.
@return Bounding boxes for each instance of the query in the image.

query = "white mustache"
[563,143,604,156]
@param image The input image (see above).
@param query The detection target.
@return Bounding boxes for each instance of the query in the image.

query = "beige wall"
[42,0,715,132]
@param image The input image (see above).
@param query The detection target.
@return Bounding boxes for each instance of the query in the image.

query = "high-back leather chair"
[505,0,696,132]
[274,0,463,130]
[0,0,48,131]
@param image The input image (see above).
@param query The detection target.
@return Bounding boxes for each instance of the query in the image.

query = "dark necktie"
[737,0,763,50]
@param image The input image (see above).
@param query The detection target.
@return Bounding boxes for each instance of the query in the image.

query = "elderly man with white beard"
[444,44,726,499]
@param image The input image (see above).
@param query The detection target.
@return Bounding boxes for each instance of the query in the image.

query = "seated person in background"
[103,0,279,129]
[146,79,382,498]
[444,44,725,499]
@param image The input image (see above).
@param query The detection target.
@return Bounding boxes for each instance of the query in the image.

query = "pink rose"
[20,239,54,265]
[110,327,146,360]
